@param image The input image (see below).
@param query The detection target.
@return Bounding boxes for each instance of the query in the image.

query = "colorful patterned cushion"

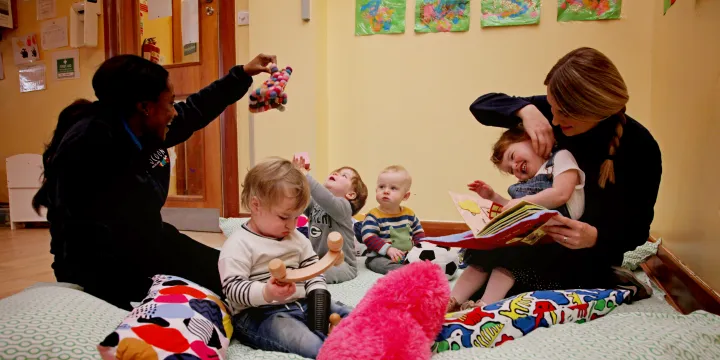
[97,275,233,360]
[433,288,632,354]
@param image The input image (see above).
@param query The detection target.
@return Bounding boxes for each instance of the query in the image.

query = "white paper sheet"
[41,16,68,50]
[19,63,47,92]
[12,34,40,65]
[37,0,56,20]
[51,49,80,80]
[0,0,14,29]
[148,0,172,20]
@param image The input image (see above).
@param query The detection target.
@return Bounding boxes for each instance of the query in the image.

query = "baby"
[448,126,585,312]
[292,156,368,284]
[219,157,351,358]
[361,165,426,275]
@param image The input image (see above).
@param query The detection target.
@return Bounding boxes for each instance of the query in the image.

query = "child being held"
[362,165,427,275]
[219,158,351,359]
[448,126,585,312]
[292,156,368,284]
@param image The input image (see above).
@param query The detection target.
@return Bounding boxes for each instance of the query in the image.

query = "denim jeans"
[233,299,352,359]
[507,150,571,218]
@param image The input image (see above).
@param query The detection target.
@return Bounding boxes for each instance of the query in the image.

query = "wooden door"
[104,0,241,217]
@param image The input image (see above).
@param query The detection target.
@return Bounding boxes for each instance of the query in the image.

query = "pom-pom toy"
[248,64,292,113]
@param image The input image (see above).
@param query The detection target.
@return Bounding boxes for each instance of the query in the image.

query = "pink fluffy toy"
[317,261,450,360]
[248,64,292,113]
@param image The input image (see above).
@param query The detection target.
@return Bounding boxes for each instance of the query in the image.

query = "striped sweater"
[219,219,326,315]
[361,207,426,257]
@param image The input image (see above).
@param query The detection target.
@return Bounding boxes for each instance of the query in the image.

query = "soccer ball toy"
[404,242,460,280]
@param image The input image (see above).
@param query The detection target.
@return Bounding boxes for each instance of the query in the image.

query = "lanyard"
[122,121,143,150]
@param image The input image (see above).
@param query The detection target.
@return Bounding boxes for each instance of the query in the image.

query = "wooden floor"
[0,227,226,299]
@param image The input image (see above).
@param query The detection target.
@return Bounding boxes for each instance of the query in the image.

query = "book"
[422,192,559,250]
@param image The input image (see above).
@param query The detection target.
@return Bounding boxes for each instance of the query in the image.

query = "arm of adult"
[469,93,556,157]
[164,53,276,147]
[547,137,662,264]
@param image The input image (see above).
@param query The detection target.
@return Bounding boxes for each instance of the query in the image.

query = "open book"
[422,192,559,250]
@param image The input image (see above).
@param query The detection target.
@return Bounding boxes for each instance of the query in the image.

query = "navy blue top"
[470,93,662,268]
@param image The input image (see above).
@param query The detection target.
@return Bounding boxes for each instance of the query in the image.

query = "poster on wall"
[481,0,541,27]
[664,0,676,15]
[52,49,80,80]
[12,34,41,65]
[415,0,469,33]
[37,0,57,21]
[0,0,13,29]
[41,17,68,50]
[557,0,622,22]
[355,0,406,36]
[19,63,47,93]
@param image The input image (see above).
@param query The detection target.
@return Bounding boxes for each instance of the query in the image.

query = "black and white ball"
[404,242,460,280]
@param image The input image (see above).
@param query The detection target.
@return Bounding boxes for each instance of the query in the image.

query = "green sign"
[57,58,75,78]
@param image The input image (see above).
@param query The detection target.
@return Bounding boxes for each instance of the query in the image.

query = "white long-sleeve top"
[219,218,327,315]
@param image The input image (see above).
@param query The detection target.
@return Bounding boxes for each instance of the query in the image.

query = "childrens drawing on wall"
[355,0,407,36]
[664,0,676,15]
[557,0,622,21]
[480,0,541,27]
[11,34,40,65]
[415,0,470,33]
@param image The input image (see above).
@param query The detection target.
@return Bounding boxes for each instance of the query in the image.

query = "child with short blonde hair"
[362,165,426,275]
[220,157,350,359]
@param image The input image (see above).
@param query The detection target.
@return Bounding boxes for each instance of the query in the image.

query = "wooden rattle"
[329,313,342,334]
[268,232,345,283]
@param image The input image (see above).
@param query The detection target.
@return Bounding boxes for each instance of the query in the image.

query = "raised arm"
[470,93,556,157]
[164,66,253,147]
[164,53,276,147]
[306,175,353,221]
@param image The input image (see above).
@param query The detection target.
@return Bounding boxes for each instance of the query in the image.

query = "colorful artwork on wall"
[356,0,407,36]
[415,0,470,33]
[481,0,541,27]
[557,0,622,22]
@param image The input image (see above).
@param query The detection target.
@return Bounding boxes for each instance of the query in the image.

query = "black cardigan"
[44,66,253,284]
[470,93,662,268]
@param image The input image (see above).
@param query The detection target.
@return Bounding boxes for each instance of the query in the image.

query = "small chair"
[6,154,47,229]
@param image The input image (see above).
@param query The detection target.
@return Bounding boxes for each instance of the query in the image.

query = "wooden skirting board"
[419,220,720,316]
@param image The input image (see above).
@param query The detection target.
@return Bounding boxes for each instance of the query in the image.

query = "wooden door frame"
[103,0,241,217]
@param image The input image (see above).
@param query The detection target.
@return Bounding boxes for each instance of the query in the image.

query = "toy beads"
[249,65,292,113]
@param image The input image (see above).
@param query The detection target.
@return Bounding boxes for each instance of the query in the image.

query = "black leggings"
[63,222,222,311]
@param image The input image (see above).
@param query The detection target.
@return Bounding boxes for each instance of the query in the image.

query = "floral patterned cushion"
[97,275,233,360]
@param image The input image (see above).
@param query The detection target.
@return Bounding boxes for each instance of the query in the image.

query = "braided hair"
[544,47,629,189]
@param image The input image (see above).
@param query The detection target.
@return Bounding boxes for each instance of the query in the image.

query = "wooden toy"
[249,64,292,113]
[268,232,344,283]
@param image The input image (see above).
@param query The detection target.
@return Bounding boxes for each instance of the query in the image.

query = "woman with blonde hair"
[449,47,662,310]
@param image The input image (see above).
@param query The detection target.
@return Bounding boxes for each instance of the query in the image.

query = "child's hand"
[263,277,297,303]
[387,247,406,263]
[468,180,495,199]
[292,156,310,175]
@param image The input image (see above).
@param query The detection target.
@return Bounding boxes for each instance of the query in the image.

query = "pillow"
[622,238,661,271]
[97,275,233,360]
[433,288,633,354]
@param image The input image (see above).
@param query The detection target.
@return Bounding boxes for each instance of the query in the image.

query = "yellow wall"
[0,0,105,203]
[143,15,174,65]
[649,0,720,291]
[326,0,654,219]
[237,0,330,201]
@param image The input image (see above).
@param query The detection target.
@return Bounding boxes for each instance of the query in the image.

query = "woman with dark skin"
[33,53,276,310]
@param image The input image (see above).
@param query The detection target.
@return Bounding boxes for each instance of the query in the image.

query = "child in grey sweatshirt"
[293,158,368,283]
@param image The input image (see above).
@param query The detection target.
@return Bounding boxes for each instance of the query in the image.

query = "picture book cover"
[423,192,559,250]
